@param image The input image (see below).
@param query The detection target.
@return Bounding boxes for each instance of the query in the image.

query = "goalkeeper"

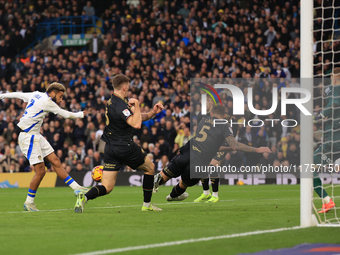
[313,68,340,213]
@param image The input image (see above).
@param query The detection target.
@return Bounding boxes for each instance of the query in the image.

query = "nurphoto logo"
[198,81,311,128]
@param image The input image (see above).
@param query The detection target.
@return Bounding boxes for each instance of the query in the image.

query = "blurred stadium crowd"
[0,0,329,173]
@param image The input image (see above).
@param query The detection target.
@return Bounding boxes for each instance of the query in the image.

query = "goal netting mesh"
[313,0,340,226]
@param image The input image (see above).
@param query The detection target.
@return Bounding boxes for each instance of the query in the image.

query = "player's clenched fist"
[153,102,164,114]
[128,98,140,107]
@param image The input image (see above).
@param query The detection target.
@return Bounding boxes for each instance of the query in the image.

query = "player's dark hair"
[46,82,66,94]
[112,74,130,90]
[211,105,226,116]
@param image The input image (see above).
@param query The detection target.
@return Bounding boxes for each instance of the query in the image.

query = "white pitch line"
[2,199,236,214]
[1,198,299,214]
[71,226,304,255]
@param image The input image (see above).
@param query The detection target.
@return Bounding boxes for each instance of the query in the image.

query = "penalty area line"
[1,198,298,214]
[2,200,237,214]
[71,226,304,255]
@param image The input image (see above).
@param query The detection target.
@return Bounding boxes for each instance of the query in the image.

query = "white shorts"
[18,132,54,165]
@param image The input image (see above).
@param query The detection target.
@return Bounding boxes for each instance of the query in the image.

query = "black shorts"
[212,140,228,162]
[212,151,226,162]
[103,141,147,171]
[163,152,200,187]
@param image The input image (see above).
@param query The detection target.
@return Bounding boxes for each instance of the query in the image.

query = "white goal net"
[312,0,340,226]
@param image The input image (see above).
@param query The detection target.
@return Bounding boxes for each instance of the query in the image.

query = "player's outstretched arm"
[0,92,34,102]
[226,136,272,153]
[218,146,233,152]
[46,100,84,119]
[141,102,164,121]
[127,98,142,129]
[56,108,84,119]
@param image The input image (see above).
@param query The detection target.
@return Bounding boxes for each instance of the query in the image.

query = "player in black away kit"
[75,74,164,213]
[194,96,238,203]
[153,105,271,201]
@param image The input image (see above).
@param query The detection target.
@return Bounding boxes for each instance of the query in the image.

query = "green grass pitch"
[0,185,339,255]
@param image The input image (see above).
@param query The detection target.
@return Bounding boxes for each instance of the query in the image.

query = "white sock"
[25,196,34,203]
[63,176,81,190]
[203,190,210,196]
[323,196,331,204]
[212,192,218,198]
[143,202,151,208]
[69,182,81,190]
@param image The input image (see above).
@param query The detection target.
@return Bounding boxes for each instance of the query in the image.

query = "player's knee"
[36,169,46,178]
[179,180,187,190]
[145,162,154,175]
[104,185,113,194]
[50,158,62,168]
[148,164,155,175]
[53,160,62,168]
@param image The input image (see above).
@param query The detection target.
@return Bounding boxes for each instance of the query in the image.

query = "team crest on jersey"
[38,155,42,160]
[123,109,131,117]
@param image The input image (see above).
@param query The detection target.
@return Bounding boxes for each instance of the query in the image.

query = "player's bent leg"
[179,180,188,189]
[29,162,46,190]
[138,155,155,174]
[314,172,335,213]
[166,179,189,201]
[101,170,119,193]
[313,146,336,213]
[24,162,46,211]
[45,152,68,179]
[138,157,162,211]
[195,158,220,202]
[155,153,190,194]
[194,180,211,202]
[45,152,88,195]
[75,171,119,213]
[206,174,220,203]
[194,182,212,202]
[153,170,171,193]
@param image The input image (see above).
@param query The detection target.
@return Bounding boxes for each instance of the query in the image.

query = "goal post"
[305,0,340,227]
[300,0,314,227]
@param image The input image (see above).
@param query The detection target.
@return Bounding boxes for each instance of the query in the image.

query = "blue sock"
[26,189,36,203]
[63,175,80,189]
[64,176,74,185]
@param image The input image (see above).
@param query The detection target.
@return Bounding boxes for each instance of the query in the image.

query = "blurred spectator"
[254,129,268,148]
[140,127,150,144]
[87,32,103,57]
[75,162,85,172]
[264,26,277,46]
[66,150,78,172]
[95,122,106,154]
[174,127,191,148]
[3,122,15,144]
[157,155,169,172]
[286,143,300,166]
[85,131,97,153]
[0,0,322,174]
[19,157,30,172]
[83,156,93,171]
[73,119,87,145]
[0,146,19,172]
[83,1,95,16]
[93,151,102,166]
[278,137,289,158]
